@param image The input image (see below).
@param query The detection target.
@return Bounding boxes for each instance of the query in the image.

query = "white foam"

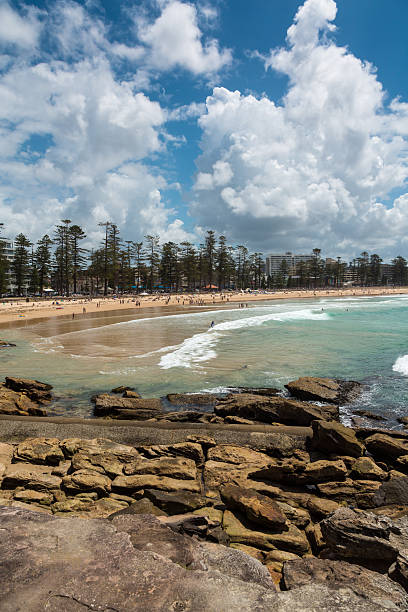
[159,308,329,369]
[393,355,408,376]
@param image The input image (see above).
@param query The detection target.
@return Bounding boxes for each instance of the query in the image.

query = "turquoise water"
[1,294,408,424]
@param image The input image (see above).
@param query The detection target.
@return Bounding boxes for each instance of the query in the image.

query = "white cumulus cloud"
[192,0,408,257]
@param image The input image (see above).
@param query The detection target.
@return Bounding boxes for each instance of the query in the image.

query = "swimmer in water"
[210,321,215,328]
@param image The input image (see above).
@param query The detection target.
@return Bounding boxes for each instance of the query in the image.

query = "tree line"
[0,222,407,296]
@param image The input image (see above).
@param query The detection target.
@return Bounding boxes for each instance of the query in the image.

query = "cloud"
[0,2,42,48]
[192,0,408,257]
[137,0,232,75]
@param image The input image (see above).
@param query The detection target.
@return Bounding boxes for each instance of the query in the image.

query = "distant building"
[0,237,15,292]
[265,252,314,277]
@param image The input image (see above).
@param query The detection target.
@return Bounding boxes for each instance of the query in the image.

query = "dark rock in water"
[111,385,135,394]
[4,376,52,404]
[0,506,279,611]
[374,477,408,507]
[215,393,338,425]
[166,392,218,406]
[143,489,209,514]
[0,383,47,417]
[282,558,408,609]
[285,376,363,404]
[311,420,364,457]
[235,387,280,397]
[92,392,162,416]
[355,409,386,421]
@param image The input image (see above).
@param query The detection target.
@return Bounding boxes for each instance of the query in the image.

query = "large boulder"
[283,558,408,609]
[0,383,47,417]
[312,420,364,457]
[214,393,338,425]
[123,457,197,480]
[285,376,363,404]
[143,489,210,514]
[365,433,408,460]
[4,376,52,403]
[320,507,408,570]
[92,393,162,417]
[112,473,201,494]
[62,469,112,496]
[220,485,287,531]
[0,506,282,611]
[138,442,205,464]
[373,477,408,507]
[250,457,347,486]
[166,393,218,406]
[14,438,64,466]
[2,463,62,492]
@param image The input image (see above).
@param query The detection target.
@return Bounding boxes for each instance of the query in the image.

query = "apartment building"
[265,252,314,277]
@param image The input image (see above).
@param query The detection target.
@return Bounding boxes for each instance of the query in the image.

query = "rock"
[4,376,53,403]
[123,456,197,480]
[317,478,381,508]
[312,420,364,457]
[249,457,347,486]
[305,522,325,553]
[105,408,162,420]
[350,456,387,481]
[236,387,280,396]
[303,459,348,483]
[62,469,112,496]
[215,393,338,425]
[193,506,224,523]
[203,460,253,492]
[306,496,341,520]
[373,477,408,507]
[51,497,94,514]
[320,507,405,568]
[166,393,218,406]
[398,416,408,426]
[138,442,204,464]
[109,498,167,517]
[222,509,310,554]
[71,451,124,478]
[285,376,363,404]
[111,385,135,394]
[14,438,64,466]
[13,490,53,505]
[0,383,47,416]
[283,558,408,609]
[224,415,260,424]
[275,501,310,529]
[0,442,13,465]
[143,489,209,514]
[355,409,385,421]
[112,473,201,494]
[395,455,408,474]
[371,505,408,520]
[156,410,206,422]
[123,390,141,398]
[389,551,408,592]
[230,543,265,562]
[365,433,408,460]
[60,438,139,463]
[2,464,62,492]
[220,485,287,531]
[207,444,272,468]
[92,393,162,416]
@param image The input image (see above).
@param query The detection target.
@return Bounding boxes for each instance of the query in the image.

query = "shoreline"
[1,285,407,328]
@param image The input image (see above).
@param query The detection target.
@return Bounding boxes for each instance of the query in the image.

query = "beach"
[1,285,407,327]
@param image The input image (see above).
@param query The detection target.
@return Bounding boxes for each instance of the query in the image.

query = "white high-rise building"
[265,252,314,277]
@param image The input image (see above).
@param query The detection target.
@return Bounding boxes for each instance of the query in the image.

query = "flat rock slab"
[285,377,363,404]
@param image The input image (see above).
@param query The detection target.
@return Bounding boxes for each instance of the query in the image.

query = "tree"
[392,256,408,285]
[28,246,39,294]
[310,248,323,288]
[35,235,53,295]
[180,242,197,291]
[216,235,229,290]
[145,235,160,292]
[12,233,31,296]
[69,225,87,294]
[160,242,180,291]
[132,242,144,292]
[0,232,9,295]
[98,221,111,296]
[369,254,382,285]
[107,223,121,292]
[53,219,72,295]
[204,230,216,287]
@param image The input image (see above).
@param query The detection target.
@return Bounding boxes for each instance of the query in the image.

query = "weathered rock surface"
[143,489,210,514]
[0,506,284,611]
[285,376,363,404]
[4,375,52,403]
[365,433,408,460]
[0,383,47,416]
[62,469,112,496]
[112,473,201,493]
[138,441,205,464]
[123,456,197,480]
[373,477,408,507]
[220,485,287,530]
[312,419,364,457]
[166,392,218,406]
[2,463,62,492]
[283,558,408,609]
[92,392,163,416]
[215,393,338,425]
[14,437,64,465]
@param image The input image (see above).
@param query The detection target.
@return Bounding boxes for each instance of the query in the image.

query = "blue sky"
[0,0,408,260]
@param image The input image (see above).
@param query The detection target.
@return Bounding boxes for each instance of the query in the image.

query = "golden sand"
[0,286,407,327]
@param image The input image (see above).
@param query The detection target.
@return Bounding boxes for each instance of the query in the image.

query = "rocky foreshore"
[2,373,408,609]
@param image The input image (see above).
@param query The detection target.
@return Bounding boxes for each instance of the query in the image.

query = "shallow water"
[1,295,408,423]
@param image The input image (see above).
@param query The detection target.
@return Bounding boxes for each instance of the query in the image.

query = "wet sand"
[1,286,407,330]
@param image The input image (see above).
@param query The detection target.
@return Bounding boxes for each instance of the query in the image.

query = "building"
[0,236,15,293]
[265,252,314,277]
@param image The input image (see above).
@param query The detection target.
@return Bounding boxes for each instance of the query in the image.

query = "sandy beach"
[1,286,407,327]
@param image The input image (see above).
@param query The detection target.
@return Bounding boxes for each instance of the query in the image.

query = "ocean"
[2,294,408,426]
